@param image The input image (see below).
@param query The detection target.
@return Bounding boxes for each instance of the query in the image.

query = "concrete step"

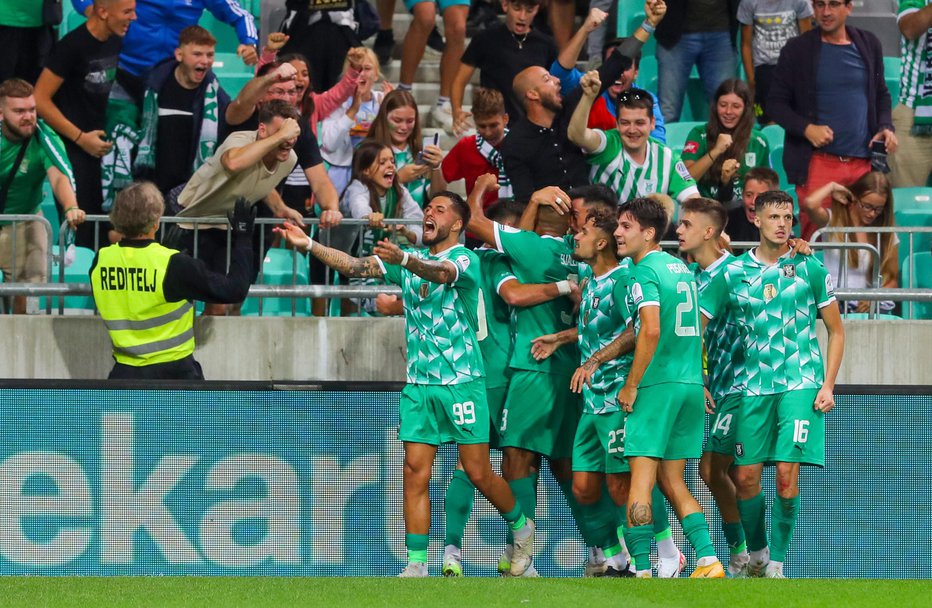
[380,59,481,86]
[408,82,474,104]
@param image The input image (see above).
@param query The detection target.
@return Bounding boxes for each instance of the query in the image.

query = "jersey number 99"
[452,401,477,426]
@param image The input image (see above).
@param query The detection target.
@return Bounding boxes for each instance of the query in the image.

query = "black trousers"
[0,25,54,84]
[282,17,360,94]
[63,139,107,249]
[108,355,205,380]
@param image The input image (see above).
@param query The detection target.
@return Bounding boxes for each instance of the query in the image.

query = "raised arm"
[225,63,297,126]
[312,48,366,122]
[499,277,575,308]
[274,222,384,279]
[899,4,932,40]
[557,8,608,70]
[567,70,604,153]
[222,117,301,172]
[374,239,458,284]
[451,63,477,135]
[800,181,842,228]
[465,173,500,245]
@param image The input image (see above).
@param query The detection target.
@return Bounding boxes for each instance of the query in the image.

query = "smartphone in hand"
[416,132,440,165]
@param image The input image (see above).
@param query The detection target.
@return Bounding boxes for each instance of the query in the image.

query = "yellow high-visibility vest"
[90,242,194,366]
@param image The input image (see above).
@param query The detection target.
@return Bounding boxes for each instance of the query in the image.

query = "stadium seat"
[632,59,707,123]
[770,144,788,189]
[894,209,932,273]
[40,181,59,229]
[241,248,312,316]
[884,56,901,104]
[900,251,932,320]
[197,13,241,55]
[664,121,705,155]
[893,187,932,212]
[212,52,254,98]
[761,123,785,150]
[840,312,903,320]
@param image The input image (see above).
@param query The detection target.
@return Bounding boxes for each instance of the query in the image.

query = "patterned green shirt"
[394,147,429,208]
[378,244,484,385]
[587,130,700,203]
[629,250,704,387]
[494,223,579,375]
[578,261,633,414]
[699,250,836,396]
[692,253,743,401]
[475,248,517,389]
[898,0,932,108]
[680,125,771,198]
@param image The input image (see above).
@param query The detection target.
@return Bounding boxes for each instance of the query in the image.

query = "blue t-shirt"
[816,42,870,158]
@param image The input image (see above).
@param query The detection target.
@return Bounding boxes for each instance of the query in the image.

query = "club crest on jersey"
[419,282,430,298]
[735,443,744,457]
[763,283,777,301]
[745,152,757,166]
[781,264,796,279]
[639,179,657,195]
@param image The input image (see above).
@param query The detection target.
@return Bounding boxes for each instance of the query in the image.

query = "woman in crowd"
[321,48,387,196]
[681,79,771,201]
[366,90,445,208]
[803,171,899,314]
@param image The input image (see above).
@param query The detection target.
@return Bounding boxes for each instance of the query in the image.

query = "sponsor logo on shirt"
[683,141,699,154]
[675,161,692,181]
[419,282,430,299]
[736,443,744,457]
[764,283,777,301]
[455,254,471,273]
[630,282,644,305]
[825,274,835,295]
[781,264,796,279]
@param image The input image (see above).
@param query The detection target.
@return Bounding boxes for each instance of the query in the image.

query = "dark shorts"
[109,355,204,380]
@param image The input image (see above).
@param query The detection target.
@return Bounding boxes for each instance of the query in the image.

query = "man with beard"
[0,78,85,314]
[499,0,666,203]
[275,191,537,578]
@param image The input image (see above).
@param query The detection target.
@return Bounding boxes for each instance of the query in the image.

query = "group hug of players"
[275,173,845,579]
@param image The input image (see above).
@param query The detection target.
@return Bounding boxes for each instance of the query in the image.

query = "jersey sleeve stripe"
[493,222,505,253]
[677,185,701,202]
[374,256,388,275]
[495,275,517,294]
[699,305,714,319]
[637,300,660,310]
[898,7,920,21]
[816,295,836,309]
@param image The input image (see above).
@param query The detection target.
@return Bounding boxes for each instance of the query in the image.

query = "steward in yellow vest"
[90,182,255,379]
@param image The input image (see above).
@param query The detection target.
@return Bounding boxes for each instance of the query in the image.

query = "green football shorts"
[398,379,490,445]
[704,393,742,456]
[624,383,705,460]
[486,385,508,449]
[734,388,824,467]
[499,370,580,459]
[572,410,629,474]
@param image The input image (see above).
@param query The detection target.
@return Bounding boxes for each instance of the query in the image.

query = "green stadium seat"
[901,251,932,319]
[893,187,932,212]
[884,56,901,103]
[198,13,241,55]
[241,248,311,316]
[633,58,707,123]
[770,144,788,189]
[894,209,932,274]
[212,52,255,98]
[664,120,705,155]
[840,312,904,321]
[761,123,785,149]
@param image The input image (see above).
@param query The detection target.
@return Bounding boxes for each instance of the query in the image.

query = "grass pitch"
[2,578,930,608]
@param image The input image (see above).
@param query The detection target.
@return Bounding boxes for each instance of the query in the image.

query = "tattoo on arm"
[403,256,456,285]
[311,245,383,279]
[592,326,636,364]
[628,501,653,527]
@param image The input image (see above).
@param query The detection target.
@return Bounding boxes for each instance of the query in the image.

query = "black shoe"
[427,26,445,52]
[603,564,636,578]
[374,29,395,66]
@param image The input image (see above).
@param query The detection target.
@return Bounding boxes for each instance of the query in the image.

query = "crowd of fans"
[0,0,925,316]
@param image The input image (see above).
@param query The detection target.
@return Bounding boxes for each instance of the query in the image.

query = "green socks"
[405,533,429,564]
[505,474,538,546]
[737,492,769,552]
[770,495,800,562]
[623,524,653,574]
[681,512,716,559]
[576,490,620,549]
[444,469,476,548]
[722,521,747,555]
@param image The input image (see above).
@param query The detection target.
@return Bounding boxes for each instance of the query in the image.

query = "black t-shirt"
[221,108,322,170]
[685,0,730,33]
[45,25,121,132]
[461,23,557,120]
[727,206,760,243]
[154,75,199,193]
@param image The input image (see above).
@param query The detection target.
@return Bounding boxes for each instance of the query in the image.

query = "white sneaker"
[584,547,608,578]
[442,544,463,577]
[519,562,540,578]
[498,545,513,576]
[657,549,686,578]
[398,562,429,577]
[765,561,785,578]
[510,519,536,577]
[747,547,770,578]
[635,569,653,578]
[430,100,455,134]
[728,552,750,578]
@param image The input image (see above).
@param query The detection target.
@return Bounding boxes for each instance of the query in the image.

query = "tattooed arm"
[373,239,458,285]
[569,325,636,393]
[274,222,384,279]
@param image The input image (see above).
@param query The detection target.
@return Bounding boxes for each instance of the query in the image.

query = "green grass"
[2,578,931,608]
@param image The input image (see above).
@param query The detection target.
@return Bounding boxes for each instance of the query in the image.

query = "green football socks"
[444,469,476,548]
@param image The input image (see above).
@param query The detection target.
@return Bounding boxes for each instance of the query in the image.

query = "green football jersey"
[475,248,518,389]
[699,249,837,396]
[897,0,932,108]
[494,223,579,375]
[628,250,704,387]
[587,130,700,204]
[379,244,484,385]
[394,147,428,208]
[680,125,771,199]
[578,261,633,414]
[692,252,743,401]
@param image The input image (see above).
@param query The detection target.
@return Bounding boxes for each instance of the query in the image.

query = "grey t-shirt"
[737,0,813,66]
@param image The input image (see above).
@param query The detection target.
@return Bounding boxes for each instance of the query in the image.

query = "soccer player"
[275,192,535,578]
[676,197,750,576]
[699,190,845,578]
[614,197,724,579]
[443,194,578,577]
[466,178,602,574]
[568,72,699,205]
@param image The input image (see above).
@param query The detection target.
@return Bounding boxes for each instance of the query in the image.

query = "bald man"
[498,0,666,203]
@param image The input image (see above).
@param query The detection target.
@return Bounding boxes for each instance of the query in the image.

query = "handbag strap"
[0,139,30,215]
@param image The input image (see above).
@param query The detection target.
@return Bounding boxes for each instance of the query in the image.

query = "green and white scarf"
[0,119,75,193]
[475,130,513,198]
[912,32,932,135]
[101,93,140,212]
[134,78,220,178]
